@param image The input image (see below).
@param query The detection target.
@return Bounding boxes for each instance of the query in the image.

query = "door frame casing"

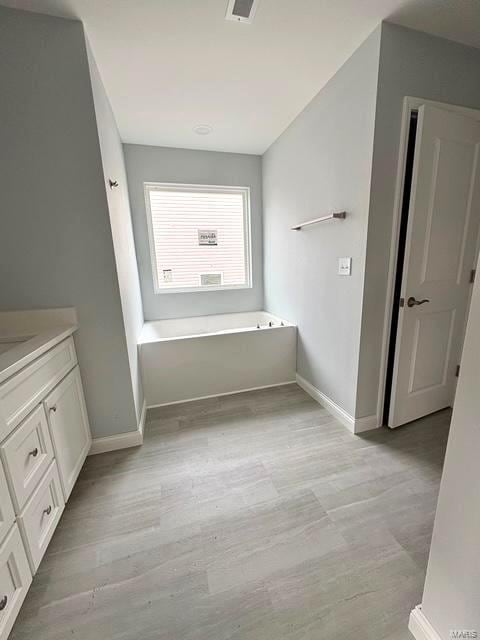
[375,96,480,428]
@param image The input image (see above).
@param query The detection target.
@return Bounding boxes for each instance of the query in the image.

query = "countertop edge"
[0,324,78,385]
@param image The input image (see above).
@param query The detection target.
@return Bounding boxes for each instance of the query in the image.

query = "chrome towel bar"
[291,211,346,230]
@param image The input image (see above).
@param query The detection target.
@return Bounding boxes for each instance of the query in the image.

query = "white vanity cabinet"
[0,331,91,638]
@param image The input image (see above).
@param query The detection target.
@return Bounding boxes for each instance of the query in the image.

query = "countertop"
[0,308,78,385]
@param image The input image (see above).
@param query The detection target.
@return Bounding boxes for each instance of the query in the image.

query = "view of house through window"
[144,183,251,293]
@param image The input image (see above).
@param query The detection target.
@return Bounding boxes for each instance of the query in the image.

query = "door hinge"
[470,269,476,284]
[455,364,460,377]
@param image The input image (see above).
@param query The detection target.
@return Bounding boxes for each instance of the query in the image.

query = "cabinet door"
[18,462,64,573]
[0,525,32,640]
[44,367,91,501]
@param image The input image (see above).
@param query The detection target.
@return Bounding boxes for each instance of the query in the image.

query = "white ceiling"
[2,0,480,154]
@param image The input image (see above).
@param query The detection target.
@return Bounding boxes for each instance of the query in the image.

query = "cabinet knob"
[29,447,39,458]
[43,505,52,516]
[0,595,7,611]
[50,405,57,413]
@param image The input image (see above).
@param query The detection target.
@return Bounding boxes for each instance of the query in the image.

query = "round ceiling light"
[194,124,212,136]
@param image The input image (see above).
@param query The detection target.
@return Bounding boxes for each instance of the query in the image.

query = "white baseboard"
[146,381,297,409]
[354,414,380,433]
[409,606,442,640]
[295,374,380,434]
[89,399,147,455]
[296,373,355,432]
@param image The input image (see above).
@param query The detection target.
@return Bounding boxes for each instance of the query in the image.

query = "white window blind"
[144,183,251,294]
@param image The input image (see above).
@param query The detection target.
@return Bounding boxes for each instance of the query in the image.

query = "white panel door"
[44,367,91,500]
[389,105,480,428]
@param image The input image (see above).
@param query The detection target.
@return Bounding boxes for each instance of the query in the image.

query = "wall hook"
[109,179,119,189]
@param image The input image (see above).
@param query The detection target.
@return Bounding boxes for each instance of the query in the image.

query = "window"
[144,183,252,294]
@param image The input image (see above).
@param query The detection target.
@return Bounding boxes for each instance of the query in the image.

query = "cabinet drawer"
[0,338,77,440]
[18,462,64,573]
[1,405,55,513]
[0,464,15,545]
[0,524,32,640]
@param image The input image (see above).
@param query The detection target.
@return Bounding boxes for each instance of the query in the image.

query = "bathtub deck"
[11,384,450,640]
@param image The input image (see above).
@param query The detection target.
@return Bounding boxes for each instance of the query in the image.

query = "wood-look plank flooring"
[10,384,450,640]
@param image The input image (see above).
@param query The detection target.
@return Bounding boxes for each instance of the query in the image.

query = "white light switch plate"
[338,257,352,276]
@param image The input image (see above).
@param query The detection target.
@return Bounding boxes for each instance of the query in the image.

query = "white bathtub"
[139,311,296,407]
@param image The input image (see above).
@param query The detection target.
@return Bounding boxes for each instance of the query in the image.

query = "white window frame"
[144,182,252,295]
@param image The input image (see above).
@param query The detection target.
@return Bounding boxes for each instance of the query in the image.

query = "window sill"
[153,283,253,295]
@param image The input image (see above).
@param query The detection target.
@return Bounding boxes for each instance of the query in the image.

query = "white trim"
[404,97,480,122]
[89,399,147,455]
[375,96,412,428]
[296,373,354,432]
[376,96,480,428]
[296,374,380,434]
[146,381,296,409]
[89,430,142,456]
[354,414,380,433]
[409,606,442,640]
[143,182,252,295]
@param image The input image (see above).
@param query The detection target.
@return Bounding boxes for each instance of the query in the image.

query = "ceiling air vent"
[225,0,260,23]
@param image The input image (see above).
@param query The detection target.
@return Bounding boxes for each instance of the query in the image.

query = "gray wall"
[124,145,263,321]
[87,42,145,424]
[421,249,480,638]
[356,22,480,419]
[262,27,381,417]
[0,7,138,438]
